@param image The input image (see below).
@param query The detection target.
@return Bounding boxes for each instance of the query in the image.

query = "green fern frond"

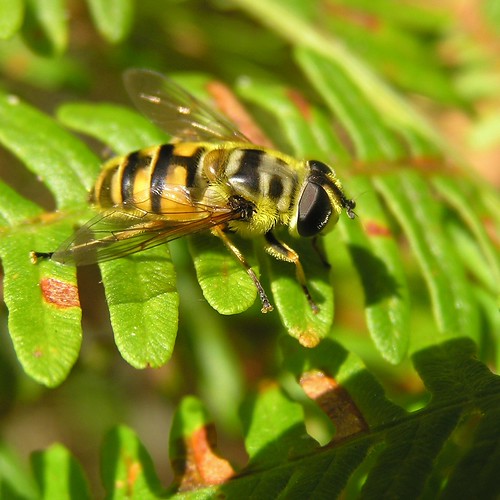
[18,338,500,498]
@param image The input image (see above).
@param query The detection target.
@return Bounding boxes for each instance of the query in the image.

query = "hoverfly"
[34,69,355,313]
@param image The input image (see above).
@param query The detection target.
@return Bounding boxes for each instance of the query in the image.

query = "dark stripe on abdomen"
[233,149,263,193]
[150,144,175,213]
[121,152,142,205]
[172,146,205,187]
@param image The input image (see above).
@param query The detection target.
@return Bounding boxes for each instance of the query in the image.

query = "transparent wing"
[124,68,251,143]
[51,207,238,266]
[51,196,237,266]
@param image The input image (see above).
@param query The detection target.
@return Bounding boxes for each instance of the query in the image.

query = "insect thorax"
[220,146,301,235]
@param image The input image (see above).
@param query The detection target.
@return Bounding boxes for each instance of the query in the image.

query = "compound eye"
[308,160,331,175]
[297,182,332,237]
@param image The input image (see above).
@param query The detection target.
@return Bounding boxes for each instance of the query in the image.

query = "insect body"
[34,69,355,313]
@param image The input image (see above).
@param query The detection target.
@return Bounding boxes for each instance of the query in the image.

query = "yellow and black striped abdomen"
[91,143,208,214]
[91,142,302,231]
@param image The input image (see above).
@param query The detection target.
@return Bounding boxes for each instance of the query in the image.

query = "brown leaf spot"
[206,80,275,148]
[40,278,80,308]
[114,458,142,496]
[174,424,234,491]
[364,220,392,237]
[300,371,368,441]
[126,460,142,492]
[297,329,321,348]
[286,88,312,121]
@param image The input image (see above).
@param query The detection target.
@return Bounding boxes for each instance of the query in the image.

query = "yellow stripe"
[133,166,153,211]
[171,142,201,156]
[160,164,189,213]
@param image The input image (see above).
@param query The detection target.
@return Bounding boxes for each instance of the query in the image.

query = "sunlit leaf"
[32,444,91,500]
[0,0,24,39]
[22,0,68,56]
[86,0,134,43]
[189,235,258,315]
[100,247,179,368]
[0,92,100,209]
[101,426,162,499]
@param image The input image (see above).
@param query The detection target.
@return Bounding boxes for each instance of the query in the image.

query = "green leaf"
[374,172,481,345]
[1,221,83,386]
[280,335,404,426]
[100,247,179,368]
[168,397,234,493]
[31,443,91,500]
[234,66,409,363]
[362,413,461,498]
[0,179,42,225]
[22,0,68,56]
[233,0,438,147]
[0,93,101,386]
[222,338,498,498]
[339,176,410,364]
[222,442,370,499]
[414,337,500,402]
[57,103,168,156]
[235,78,351,162]
[266,236,334,347]
[240,384,317,466]
[442,408,500,498]
[321,2,460,106]
[101,426,163,499]
[296,48,405,161]
[169,396,212,448]
[188,234,258,315]
[0,0,24,39]
[473,286,500,367]
[86,0,134,43]
[26,338,495,498]
[0,92,100,210]
[432,175,500,294]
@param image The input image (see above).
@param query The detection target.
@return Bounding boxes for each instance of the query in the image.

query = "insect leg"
[312,236,331,269]
[212,226,273,313]
[264,231,319,314]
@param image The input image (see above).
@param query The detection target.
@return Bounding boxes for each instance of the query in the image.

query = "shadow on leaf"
[347,244,401,306]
